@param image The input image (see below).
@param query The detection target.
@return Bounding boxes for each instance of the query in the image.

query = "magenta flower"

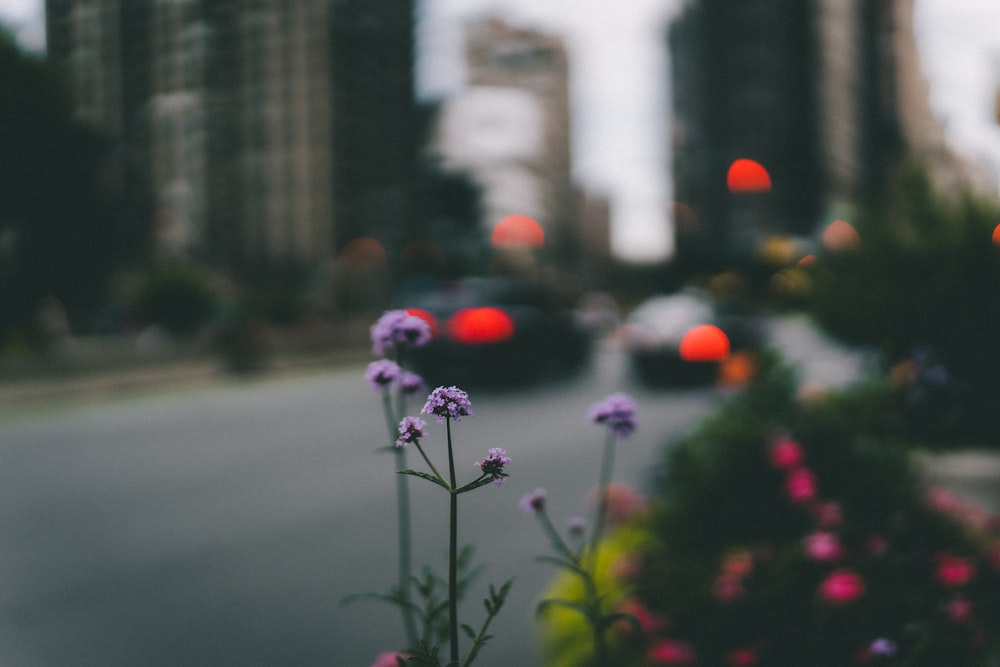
[588,392,637,438]
[421,385,473,423]
[519,487,547,512]
[867,638,898,657]
[785,466,817,504]
[476,447,511,486]
[369,651,410,667]
[647,638,697,665]
[946,595,972,623]
[934,552,976,587]
[365,359,401,390]
[818,568,865,604]
[803,531,844,562]
[768,434,805,469]
[396,416,427,448]
[370,309,432,355]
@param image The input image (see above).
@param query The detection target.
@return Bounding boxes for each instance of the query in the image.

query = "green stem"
[588,431,616,667]
[446,417,460,666]
[382,391,417,648]
[589,431,616,573]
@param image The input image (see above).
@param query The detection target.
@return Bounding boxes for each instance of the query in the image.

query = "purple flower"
[365,359,401,390]
[399,371,426,397]
[566,517,586,536]
[476,447,511,486]
[868,638,898,657]
[370,310,432,356]
[421,386,473,423]
[519,488,547,513]
[588,392,637,438]
[396,416,427,448]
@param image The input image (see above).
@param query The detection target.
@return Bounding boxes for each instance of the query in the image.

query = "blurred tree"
[0,29,149,347]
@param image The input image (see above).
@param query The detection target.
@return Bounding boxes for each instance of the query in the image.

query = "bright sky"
[2,0,999,261]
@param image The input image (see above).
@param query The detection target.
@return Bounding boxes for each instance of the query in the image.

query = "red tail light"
[446,307,515,344]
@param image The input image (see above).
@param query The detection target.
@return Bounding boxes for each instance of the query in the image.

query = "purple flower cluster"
[519,487,547,513]
[396,416,427,448]
[365,359,402,390]
[421,386,473,423]
[588,392,638,438]
[370,310,432,356]
[476,448,511,486]
[398,371,426,397]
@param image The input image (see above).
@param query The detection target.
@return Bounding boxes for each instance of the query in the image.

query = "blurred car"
[397,277,592,387]
[620,288,761,387]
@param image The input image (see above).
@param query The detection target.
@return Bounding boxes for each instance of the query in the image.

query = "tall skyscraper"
[45,0,416,273]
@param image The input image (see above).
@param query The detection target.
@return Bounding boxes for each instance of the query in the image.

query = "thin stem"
[446,417,460,666]
[588,431,616,667]
[381,391,417,647]
[537,509,577,564]
[590,431,617,573]
[413,441,446,483]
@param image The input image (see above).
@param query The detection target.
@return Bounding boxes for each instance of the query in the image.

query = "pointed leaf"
[455,476,495,494]
[397,469,450,491]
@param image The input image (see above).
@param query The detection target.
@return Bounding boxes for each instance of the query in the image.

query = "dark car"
[621,288,761,387]
[397,277,592,387]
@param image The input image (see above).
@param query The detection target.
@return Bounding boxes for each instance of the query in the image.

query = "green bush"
[129,266,219,337]
[540,355,1000,666]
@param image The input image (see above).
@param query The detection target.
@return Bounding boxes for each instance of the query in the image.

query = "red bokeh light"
[992,223,1000,246]
[491,214,545,249]
[446,307,515,345]
[679,324,731,362]
[726,159,772,193]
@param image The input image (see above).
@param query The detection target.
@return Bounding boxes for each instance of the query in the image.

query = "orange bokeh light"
[822,220,861,253]
[339,237,386,267]
[727,159,772,193]
[679,324,731,362]
[992,223,1000,246]
[446,307,515,345]
[491,214,545,249]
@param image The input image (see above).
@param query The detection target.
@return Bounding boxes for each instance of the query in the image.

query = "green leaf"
[455,476,495,494]
[397,469,450,491]
[461,624,476,639]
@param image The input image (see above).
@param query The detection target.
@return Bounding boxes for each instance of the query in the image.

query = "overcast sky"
[2,0,999,261]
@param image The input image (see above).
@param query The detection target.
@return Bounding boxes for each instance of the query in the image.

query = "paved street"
[2,317,993,666]
[0,335,726,666]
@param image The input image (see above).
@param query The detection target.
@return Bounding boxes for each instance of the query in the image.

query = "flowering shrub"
[538,357,1000,666]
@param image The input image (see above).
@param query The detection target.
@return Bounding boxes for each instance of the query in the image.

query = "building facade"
[433,17,579,265]
[667,0,968,271]
[45,0,416,274]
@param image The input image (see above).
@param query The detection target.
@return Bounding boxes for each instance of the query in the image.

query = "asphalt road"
[0,336,728,667]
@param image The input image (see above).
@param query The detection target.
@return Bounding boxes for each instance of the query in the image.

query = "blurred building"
[432,17,581,265]
[45,0,416,273]
[668,0,971,270]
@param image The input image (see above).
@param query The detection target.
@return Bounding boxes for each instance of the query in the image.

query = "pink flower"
[721,550,754,578]
[935,553,976,587]
[588,483,647,524]
[946,595,972,623]
[647,639,697,665]
[803,531,844,562]
[818,568,865,604]
[614,598,668,636]
[726,647,760,666]
[369,652,408,667]
[811,501,843,528]
[768,435,805,469]
[785,467,817,504]
[713,573,745,602]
